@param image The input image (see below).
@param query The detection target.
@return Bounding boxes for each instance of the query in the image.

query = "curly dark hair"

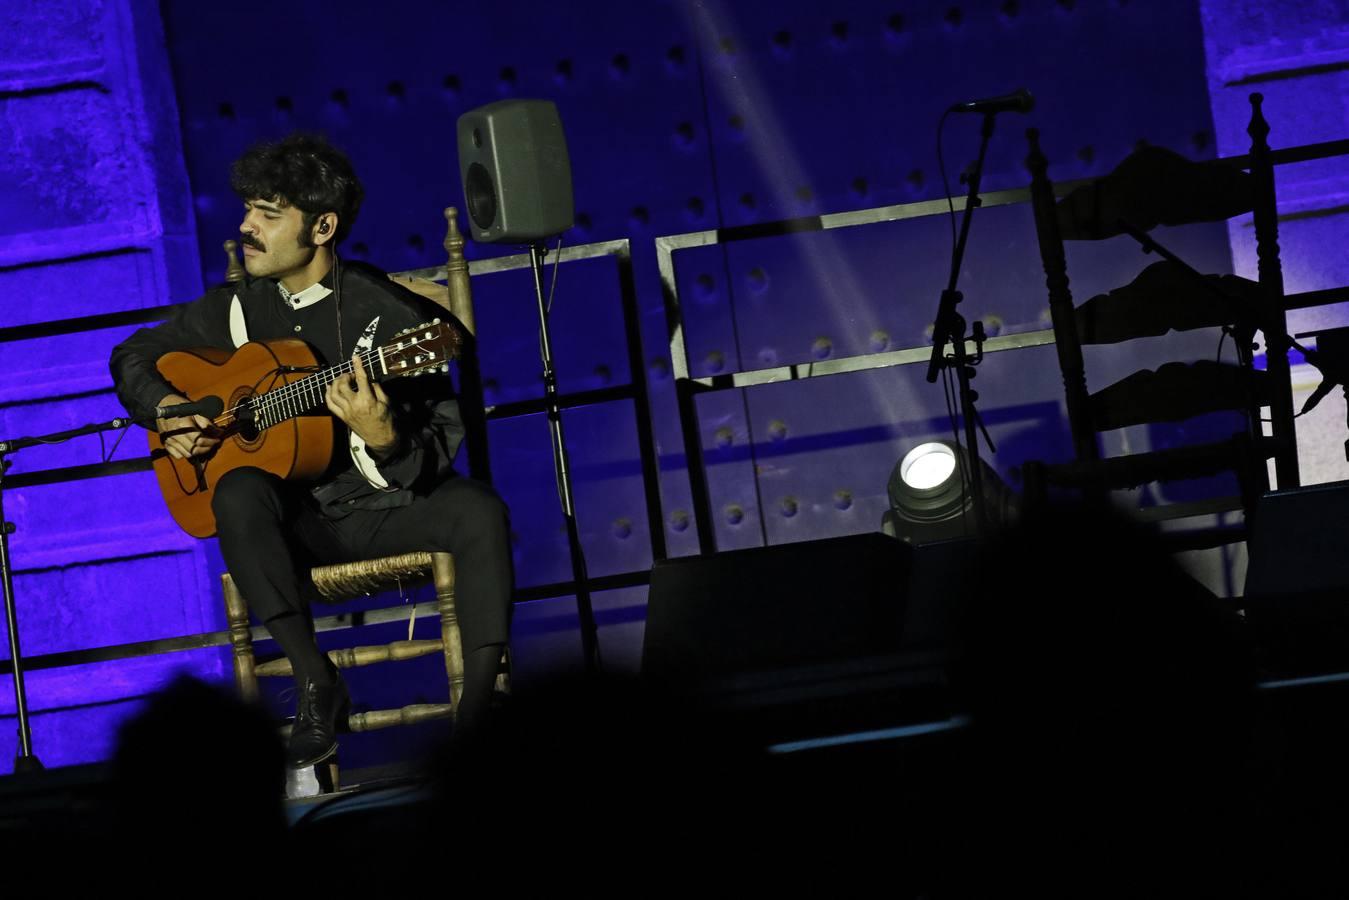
[230,133,363,246]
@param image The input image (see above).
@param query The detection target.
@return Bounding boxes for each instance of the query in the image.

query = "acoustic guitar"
[150,319,460,538]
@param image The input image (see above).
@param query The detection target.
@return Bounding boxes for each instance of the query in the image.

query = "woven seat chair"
[219,208,506,789]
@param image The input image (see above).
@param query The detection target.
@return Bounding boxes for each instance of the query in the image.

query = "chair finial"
[223,239,245,283]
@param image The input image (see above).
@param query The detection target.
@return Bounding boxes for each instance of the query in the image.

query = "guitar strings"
[212,330,438,432]
[207,347,379,431]
[228,349,379,430]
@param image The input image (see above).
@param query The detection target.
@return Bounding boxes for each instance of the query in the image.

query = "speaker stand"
[528,242,601,673]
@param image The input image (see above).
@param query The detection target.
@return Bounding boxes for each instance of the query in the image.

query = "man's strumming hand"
[156,392,223,460]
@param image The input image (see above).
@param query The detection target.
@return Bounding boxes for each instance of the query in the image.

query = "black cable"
[545,234,564,314]
[940,356,972,537]
[102,421,133,463]
[937,108,959,269]
[691,32,770,548]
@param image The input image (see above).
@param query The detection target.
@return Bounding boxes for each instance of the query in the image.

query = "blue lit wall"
[5,0,1345,771]
[0,0,214,768]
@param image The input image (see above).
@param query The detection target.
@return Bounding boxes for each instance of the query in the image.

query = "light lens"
[900,442,957,490]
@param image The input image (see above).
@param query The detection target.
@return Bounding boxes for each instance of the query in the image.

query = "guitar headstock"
[382,318,463,378]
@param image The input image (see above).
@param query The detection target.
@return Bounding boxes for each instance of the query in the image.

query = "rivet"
[649,357,670,380]
[982,315,1004,337]
[612,518,633,539]
[833,490,853,511]
[714,427,734,449]
[695,273,716,297]
[767,419,788,442]
[724,504,745,525]
[218,101,235,120]
[869,330,890,352]
[945,7,964,27]
[851,176,869,197]
[747,266,769,292]
[594,364,612,384]
[274,96,293,112]
[330,89,349,108]
[669,509,691,532]
[780,496,799,518]
[812,337,833,359]
[630,205,650,227]
[758,347,778,366]
[705,351,726,373]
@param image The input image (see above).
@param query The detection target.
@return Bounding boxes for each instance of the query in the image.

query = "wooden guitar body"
[150,340,336,538]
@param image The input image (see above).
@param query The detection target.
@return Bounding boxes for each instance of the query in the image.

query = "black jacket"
[109,260,466,517]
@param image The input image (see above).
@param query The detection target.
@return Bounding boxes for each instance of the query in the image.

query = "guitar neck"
[236,321,455,433]
[253,353,381,430]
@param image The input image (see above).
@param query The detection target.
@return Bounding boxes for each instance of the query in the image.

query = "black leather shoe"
[287,673,350,769]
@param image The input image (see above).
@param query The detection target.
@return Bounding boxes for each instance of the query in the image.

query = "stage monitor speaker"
[642,533,914,690]
[456,99,574,244]
[1244,481,1349,675]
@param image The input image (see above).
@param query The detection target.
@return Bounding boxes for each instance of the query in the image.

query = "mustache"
[240,235,266,251]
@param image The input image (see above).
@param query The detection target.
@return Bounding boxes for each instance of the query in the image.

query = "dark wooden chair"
[1022,93,1297,540]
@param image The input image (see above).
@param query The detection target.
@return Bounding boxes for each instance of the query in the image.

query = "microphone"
[155,396,224,420]
[950,88,1035,115]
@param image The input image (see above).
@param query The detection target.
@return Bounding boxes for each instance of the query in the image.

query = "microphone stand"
[0,415,132,773]
[528,242,600,673]
[926,111,998,534]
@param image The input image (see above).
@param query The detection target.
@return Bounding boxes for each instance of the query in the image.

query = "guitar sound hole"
[235,395,259,443]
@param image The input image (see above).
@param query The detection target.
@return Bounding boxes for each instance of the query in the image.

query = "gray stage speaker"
[456,99,574,243]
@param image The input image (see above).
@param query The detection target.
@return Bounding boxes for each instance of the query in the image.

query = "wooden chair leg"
[221,574,259,701]
[431,552,465,712]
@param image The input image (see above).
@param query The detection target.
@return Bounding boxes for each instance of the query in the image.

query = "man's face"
[239,198,314,280]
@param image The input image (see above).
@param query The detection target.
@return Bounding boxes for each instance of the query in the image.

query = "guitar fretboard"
[248,350,381,431]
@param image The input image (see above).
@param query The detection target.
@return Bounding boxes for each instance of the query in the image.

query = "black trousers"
[212,467,513,654]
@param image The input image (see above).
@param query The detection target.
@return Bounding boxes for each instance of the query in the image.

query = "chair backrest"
[1024,93,1298,504]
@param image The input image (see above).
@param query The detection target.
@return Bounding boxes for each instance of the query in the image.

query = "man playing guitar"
[110,133,512,768]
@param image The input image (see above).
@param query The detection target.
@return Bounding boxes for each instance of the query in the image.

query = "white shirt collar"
[276,281,333,310]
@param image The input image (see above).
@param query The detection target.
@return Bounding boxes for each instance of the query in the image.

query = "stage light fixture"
[882,440,1016,544]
